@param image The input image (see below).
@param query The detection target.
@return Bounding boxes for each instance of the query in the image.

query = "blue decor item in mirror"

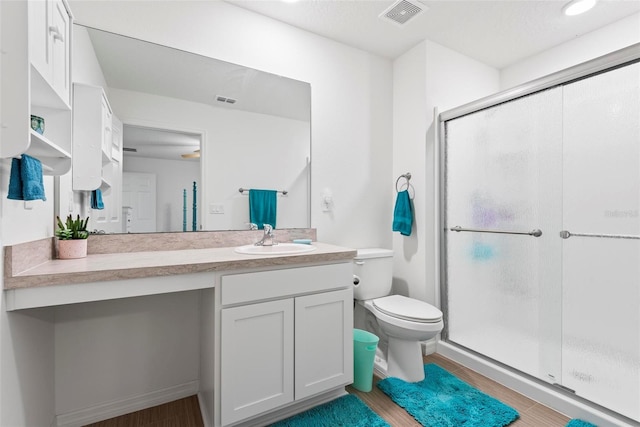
[30,115,45,135]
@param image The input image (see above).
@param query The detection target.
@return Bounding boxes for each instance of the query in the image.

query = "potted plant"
[55,215,90,259]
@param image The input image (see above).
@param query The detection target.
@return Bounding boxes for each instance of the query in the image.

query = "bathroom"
[1,0,639,426]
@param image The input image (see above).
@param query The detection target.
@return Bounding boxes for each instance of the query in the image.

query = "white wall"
[392,40,500,305]
[69,0,394,248]
[54,292,200,417]
[501,12,640,90]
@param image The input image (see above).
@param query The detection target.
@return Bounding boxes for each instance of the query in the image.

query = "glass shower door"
[561,61,640,421]
[445,87,564,382]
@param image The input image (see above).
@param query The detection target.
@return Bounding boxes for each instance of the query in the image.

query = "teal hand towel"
[392,190,412,236]
[7,155,46,201]
[91,189,104,210]
[7,158,23,200]
[249,189,277,230]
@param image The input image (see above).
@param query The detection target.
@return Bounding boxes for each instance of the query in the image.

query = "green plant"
[56,215,90,240]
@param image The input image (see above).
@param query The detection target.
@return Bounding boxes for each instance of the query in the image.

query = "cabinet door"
[295,288,353,400]
[101,94,113,164]
[221,299,294,426]
[49,0,70,104]
[28,0,49,80]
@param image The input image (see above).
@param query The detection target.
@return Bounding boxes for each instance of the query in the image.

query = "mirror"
[73,24,311,233]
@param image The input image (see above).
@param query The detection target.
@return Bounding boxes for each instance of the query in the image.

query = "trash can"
[352,328,379,392]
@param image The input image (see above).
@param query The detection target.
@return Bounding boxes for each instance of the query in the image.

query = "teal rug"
[566,420,597,427]
[378,363,519,427]
[269,394,389,427]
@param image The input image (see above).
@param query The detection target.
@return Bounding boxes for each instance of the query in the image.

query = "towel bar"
[239,188,288,195]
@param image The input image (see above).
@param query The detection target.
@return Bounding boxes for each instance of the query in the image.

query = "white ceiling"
[225,0,640,68]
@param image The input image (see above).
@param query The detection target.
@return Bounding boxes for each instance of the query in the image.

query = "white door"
[221,299,294,425]
[122,172,157,232]
[295,288,353,400]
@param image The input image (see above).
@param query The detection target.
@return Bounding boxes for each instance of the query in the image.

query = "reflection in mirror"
[73,24,311,233]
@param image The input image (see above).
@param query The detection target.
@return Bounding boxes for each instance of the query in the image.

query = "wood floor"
[85,353,570,427]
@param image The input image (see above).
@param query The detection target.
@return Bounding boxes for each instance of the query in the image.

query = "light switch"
[209,204,224,214]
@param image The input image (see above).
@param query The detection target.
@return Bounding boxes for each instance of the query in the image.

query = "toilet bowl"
[353,249,444,382]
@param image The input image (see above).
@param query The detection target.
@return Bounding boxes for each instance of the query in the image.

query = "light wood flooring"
[84,353,570,427]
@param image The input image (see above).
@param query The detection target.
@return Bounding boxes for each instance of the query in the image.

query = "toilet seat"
[372,295,442,323]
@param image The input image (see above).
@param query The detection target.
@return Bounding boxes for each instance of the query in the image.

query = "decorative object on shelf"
[7,154,46,201]
[30,115,45,134]
[55,215,90,259]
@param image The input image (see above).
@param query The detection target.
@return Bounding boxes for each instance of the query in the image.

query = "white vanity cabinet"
[217,263,353,426]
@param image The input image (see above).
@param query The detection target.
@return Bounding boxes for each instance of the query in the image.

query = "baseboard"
[197,392,212,427]
[55,380,199,427]
[438,342,638,427]
[232,388,347,427]
[421,337,437,355]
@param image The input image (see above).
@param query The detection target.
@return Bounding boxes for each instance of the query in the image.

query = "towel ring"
[395,172,414,199]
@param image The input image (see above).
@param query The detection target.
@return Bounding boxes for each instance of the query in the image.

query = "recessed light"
[563,0,597,16]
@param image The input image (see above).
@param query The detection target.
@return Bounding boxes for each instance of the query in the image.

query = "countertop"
[3,241,356,311]
[5,242,356,290]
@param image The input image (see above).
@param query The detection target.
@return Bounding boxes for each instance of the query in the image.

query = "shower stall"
[439,45,640,424]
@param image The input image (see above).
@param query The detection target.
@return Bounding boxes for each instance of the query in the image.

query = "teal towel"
[566,420,597,427]
[91,189,104,210]
[249,189,277,230]
[7,155,46,201]
[7,158,23,200]
[392,190,412,236]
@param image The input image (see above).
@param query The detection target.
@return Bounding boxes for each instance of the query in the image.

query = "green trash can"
[353,328,379,392]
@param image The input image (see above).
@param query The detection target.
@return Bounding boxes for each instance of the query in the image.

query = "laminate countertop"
[4,242,356,290]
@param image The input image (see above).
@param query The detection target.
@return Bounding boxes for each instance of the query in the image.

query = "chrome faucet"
[255,224,277,246]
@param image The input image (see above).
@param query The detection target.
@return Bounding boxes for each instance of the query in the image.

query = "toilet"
[352,248,443,382]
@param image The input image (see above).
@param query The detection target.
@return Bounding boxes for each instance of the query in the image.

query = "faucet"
[255,224,277,246]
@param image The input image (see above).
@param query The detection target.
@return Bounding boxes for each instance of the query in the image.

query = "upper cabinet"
[72,83,112,191]
[0,0,73,175]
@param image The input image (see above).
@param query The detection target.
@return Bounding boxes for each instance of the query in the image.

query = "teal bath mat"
[269,394,389,427]
[378,363,519,427]
[566,420,597,427]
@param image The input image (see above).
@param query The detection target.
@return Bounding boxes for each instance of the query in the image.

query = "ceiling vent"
[123,147,137,153]
[379,0,426,27]
[216,95,237,104]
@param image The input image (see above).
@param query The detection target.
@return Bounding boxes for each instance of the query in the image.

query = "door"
[445,86,564,382]
[122,172,157,232]
[220,299,294,425]
[560,61,640,421]
[295,288,353,400]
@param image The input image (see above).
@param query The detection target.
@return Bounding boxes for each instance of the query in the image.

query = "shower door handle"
[450,226,542,237]
[559,230,640,240]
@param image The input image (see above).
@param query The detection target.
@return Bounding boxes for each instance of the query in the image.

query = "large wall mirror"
[73,24,311,233]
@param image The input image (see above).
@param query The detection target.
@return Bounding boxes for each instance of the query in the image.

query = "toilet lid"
[373,295,443,323]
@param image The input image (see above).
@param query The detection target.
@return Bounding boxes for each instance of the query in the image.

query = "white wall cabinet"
[72,83,113,191]
[217,263,353,427]
[0,0,72,174]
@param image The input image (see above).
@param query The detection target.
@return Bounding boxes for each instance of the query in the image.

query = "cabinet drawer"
[220,263,352,306]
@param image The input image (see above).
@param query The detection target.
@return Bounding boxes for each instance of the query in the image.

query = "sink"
[234,243,317,255]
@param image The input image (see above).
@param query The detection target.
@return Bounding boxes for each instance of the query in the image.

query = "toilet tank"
[353,248,394,300]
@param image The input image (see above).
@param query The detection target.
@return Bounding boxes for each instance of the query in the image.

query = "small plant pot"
[57,239,87,259]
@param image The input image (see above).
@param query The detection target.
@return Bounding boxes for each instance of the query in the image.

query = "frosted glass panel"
[445,87,563,380]
[562,62,640,420]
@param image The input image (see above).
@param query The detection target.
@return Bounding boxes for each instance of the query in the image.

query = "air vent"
[123,147,137,152]
[216,95,237,104]
[379,0,426,27]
